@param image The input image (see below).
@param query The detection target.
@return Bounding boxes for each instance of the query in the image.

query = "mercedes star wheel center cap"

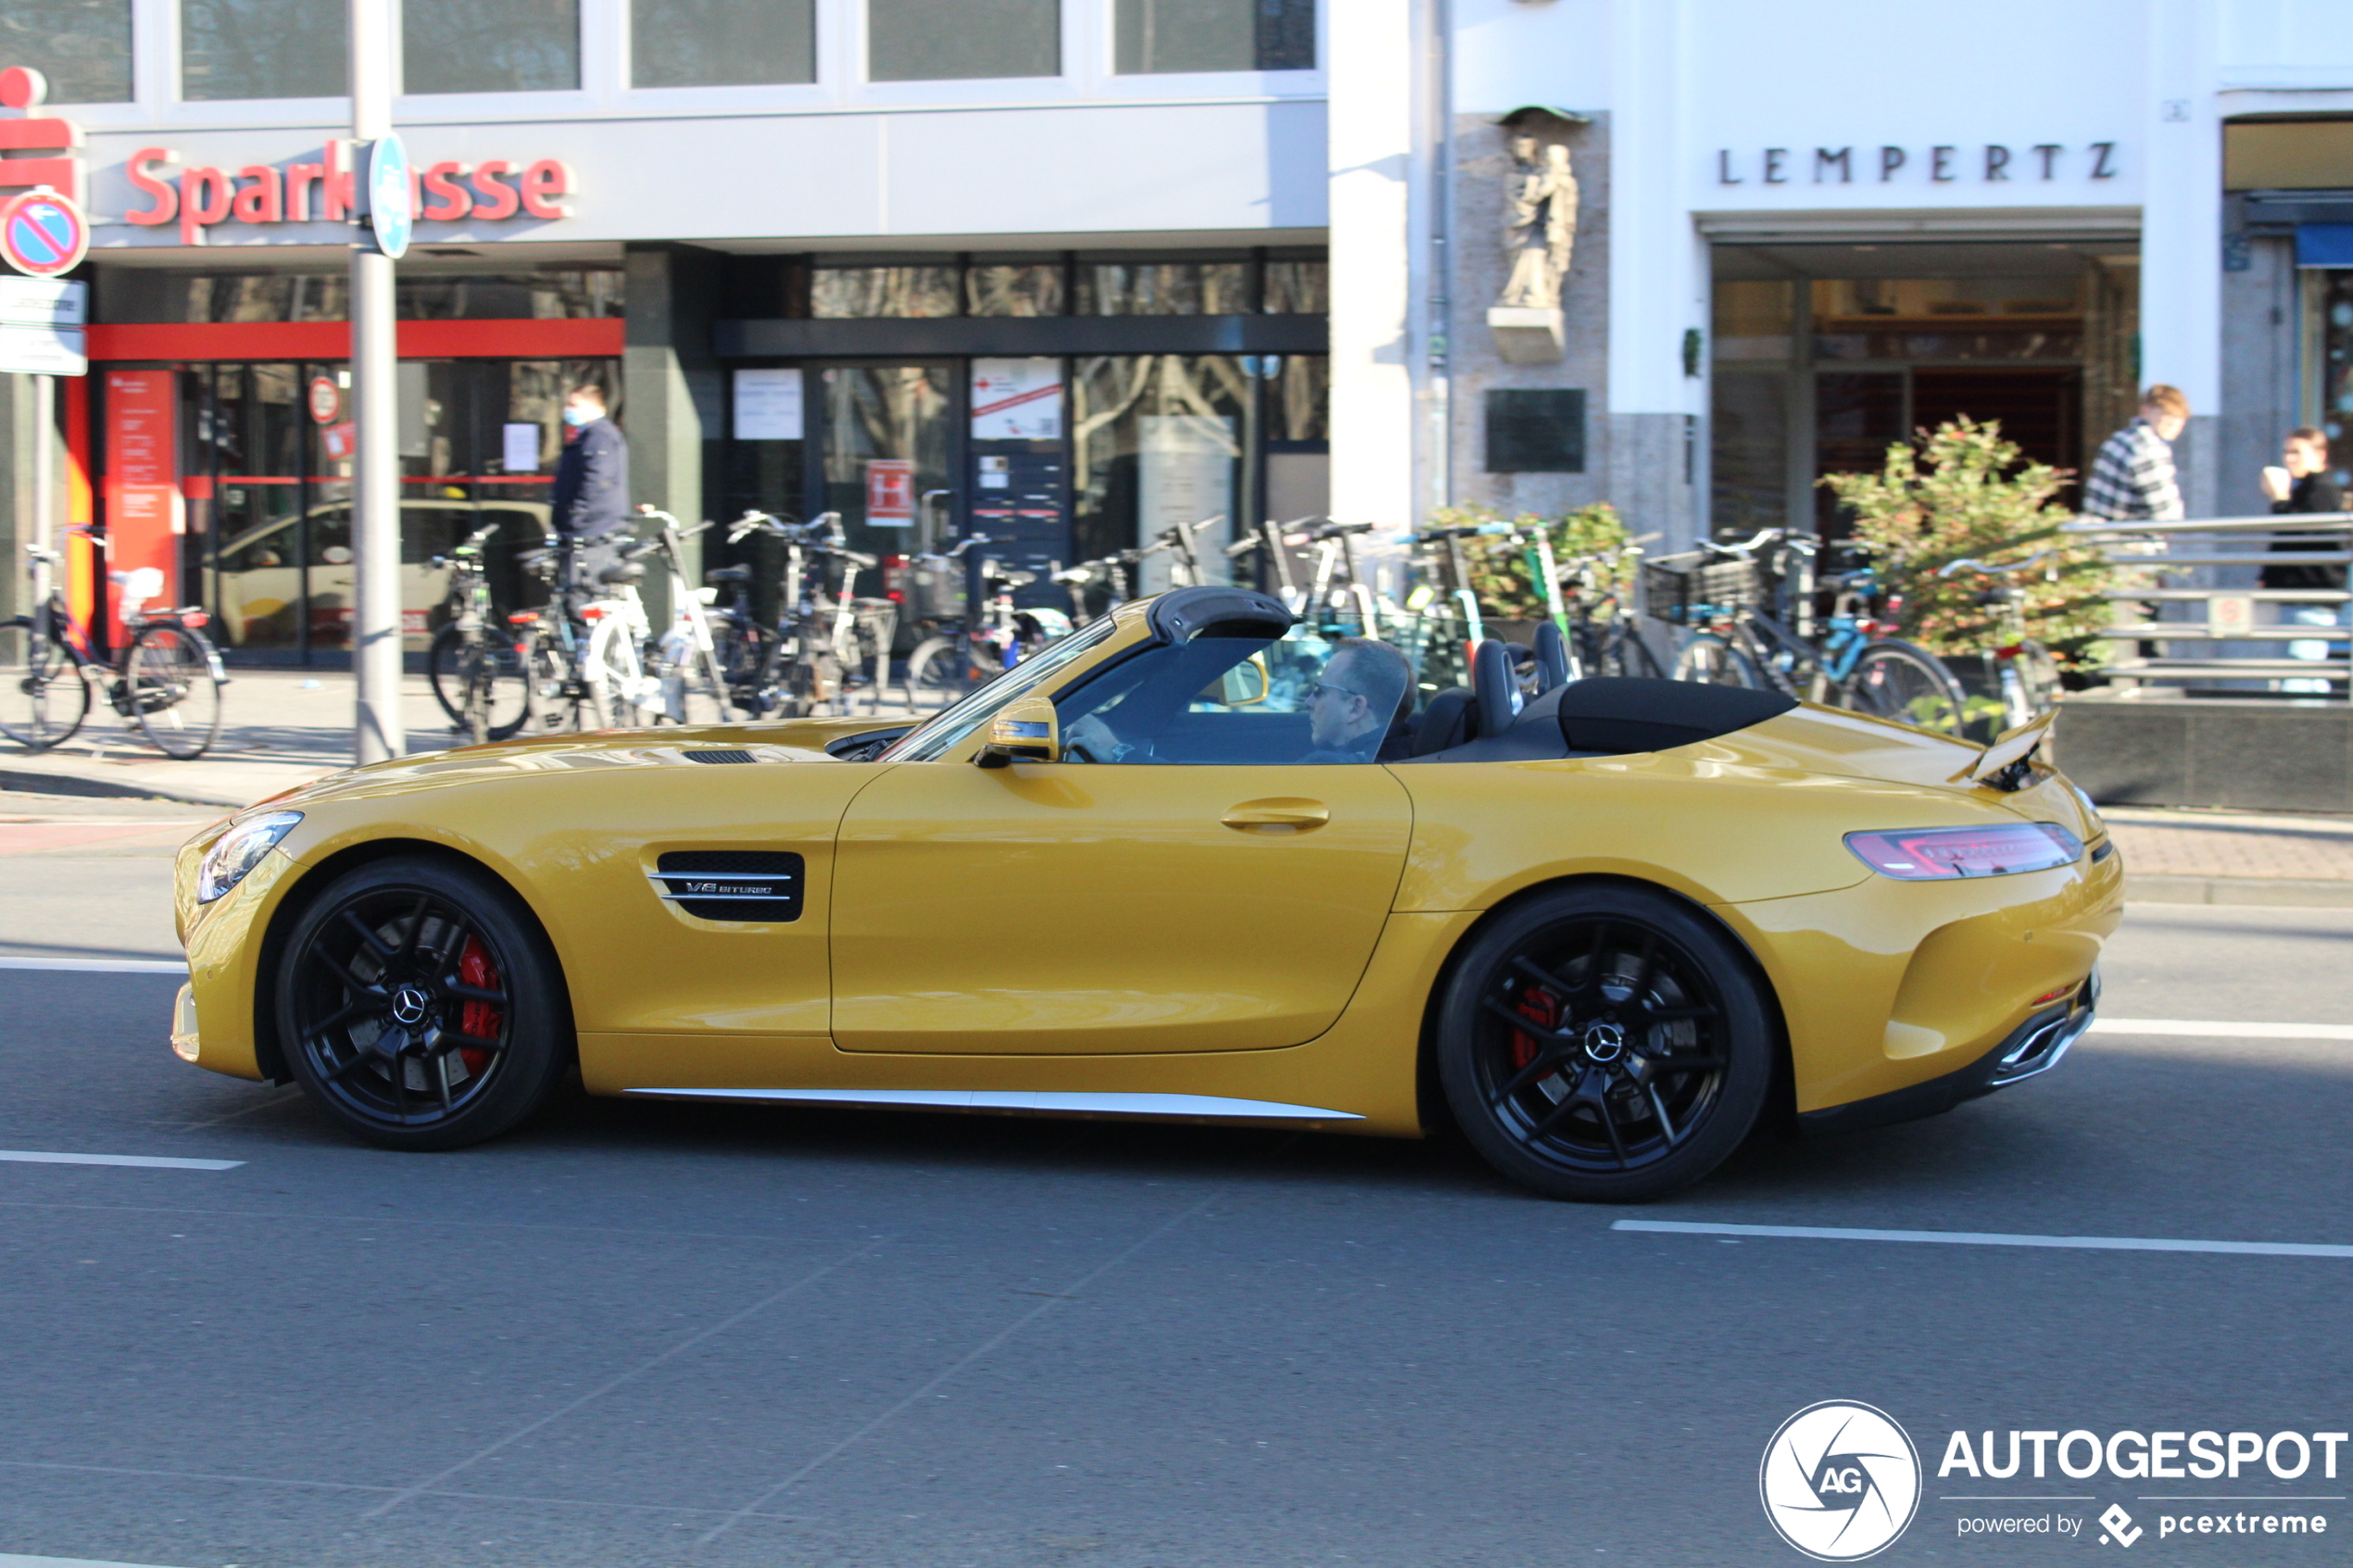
[389,985,433,1026]
[1581,1020,1627,1063]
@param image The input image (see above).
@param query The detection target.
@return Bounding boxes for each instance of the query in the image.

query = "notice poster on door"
[734,368,803,441]
[503,421,543,473]
[865,458,915,527]
[104,369,182,634]
[1137,414,1234,594]
[971,358,1062,441]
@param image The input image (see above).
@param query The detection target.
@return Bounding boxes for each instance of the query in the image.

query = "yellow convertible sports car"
[170,586,2120,1201]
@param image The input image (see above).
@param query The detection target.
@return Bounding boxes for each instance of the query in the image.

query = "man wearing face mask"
[549,383,631,608]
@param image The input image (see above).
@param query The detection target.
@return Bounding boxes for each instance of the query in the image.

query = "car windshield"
[879,615,1124,761]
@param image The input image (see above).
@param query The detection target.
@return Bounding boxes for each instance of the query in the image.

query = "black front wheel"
[1839,640,1966,735]
[1436,884,1775,1202]
[0,616,90,751]
[276,857,573,1150]
[124,622,224,759]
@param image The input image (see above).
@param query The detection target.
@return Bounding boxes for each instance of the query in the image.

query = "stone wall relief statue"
[1486,107,1590,364]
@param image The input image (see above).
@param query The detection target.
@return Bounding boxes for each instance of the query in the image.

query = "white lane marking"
[0,1555,195,1567]
[2091,1018,2353,1040]
[0,956,185,974]
[1613,1219,2353,1259]
[0,1150,242,1172]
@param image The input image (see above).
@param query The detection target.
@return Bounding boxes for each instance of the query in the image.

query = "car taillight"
[1844,822,2084,880]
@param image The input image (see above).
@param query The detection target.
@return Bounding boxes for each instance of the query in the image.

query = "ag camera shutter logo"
[1760,1401,1922,1561]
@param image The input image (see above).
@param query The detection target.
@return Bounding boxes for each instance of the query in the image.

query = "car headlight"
[195,810,303,904]
[1845,822,2084,881]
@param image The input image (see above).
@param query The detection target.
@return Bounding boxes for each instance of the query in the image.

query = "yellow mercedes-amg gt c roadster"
[169,586,2120,1201]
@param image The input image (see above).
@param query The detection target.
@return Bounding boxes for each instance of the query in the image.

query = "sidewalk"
[0,668,924,809]
[8,674,2353,907]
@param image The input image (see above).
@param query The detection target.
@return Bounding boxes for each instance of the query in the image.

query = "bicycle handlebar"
[1937,550,2063,578]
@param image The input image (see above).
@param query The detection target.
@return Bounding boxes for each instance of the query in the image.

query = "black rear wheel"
[0,616,89,751]
[276,857,572,1150]
[125,622,223,759]
[1436,884,1774,1202]
[1840,639,1966,735]
[1672,634,1762,688]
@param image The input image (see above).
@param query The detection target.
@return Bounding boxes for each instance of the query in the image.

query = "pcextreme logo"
[1760,1401,1923,1561]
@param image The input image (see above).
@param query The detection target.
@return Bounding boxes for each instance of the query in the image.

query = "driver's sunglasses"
[1309,681,1364,703]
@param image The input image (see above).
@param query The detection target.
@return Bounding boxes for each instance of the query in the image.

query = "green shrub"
[1820,417,2114,670]
[1424,502,1638,621]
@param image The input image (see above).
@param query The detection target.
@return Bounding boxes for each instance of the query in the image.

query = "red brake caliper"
[1511,986,1558,1070]
[457,936,501,1077]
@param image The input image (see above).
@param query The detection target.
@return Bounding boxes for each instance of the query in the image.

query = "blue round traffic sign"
[367,133,412,259]
[0,189,87,278]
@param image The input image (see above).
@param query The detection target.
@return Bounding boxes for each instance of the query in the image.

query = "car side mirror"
[1218,653,1271,707]
[978,693,1060,767]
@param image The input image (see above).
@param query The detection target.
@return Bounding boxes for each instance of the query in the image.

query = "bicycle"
[2,531,228,759]
[1936,550,2068,733]
[504,539,603,734]
[425,523,532,744]
[1557,537,1664,680]
[1655,529,1966,734]
[713,510,882,719]
[903,543,1069,704]
[632,507,733,725]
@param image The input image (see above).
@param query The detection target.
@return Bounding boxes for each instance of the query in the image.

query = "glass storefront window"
[1266,356,1327,443]
[196,357,613,659]
[1811,275,2084,362]
[869,0,1058,81]
[2314,274,2353,483]
[94,270,623,324]
[821,365,950,558]
[182,0,345,99]
[633,0,813,87]
[812,266,961,319]
[1071,354,1249,587]
[405,0,578,94]
[967,262,1066,317]
[0,0,132,102]
[1264,258,1327,313]
[1114,0,1315,74]
[1078,262,1251,316]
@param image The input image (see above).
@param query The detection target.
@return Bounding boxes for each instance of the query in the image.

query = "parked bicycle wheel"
[123,622,224,759]
[0,617,89,751]
[904,633,966,709]
[1672,634,1763,688]
[1840,640,1965,734]
[427,622,532,740]
[1592,622,1665,679]
[708,618,779,718]
[1991,641,2064,730]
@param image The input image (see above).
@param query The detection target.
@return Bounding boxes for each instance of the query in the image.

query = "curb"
[0,761,324,809]
[2126,872,2353,909]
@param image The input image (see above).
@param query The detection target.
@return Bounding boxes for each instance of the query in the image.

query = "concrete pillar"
[1604,0,1705,549]
[623,244,722,618]
[0,373,38,623]
[1328,0,1427,530]
[2141,0,2223,517]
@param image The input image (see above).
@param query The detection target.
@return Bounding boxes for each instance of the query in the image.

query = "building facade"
[0,0,1329,658]
[7,0,2353,660]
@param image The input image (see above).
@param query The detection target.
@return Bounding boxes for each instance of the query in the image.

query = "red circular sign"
[0,189,87,279]
[308,375,341,425]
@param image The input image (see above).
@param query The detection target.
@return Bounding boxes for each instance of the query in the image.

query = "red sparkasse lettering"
[284,160,322,220]
[420,160,472,221]
[519,158,572,219]
[321,141,355,221]
[179,166,232,245]
[126,146,179,226]
[231,165,283,223]
[469,159,520,220]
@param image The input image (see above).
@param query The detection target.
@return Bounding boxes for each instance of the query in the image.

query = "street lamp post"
[347,0,403,762]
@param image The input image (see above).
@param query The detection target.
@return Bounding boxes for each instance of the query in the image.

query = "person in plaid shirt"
[2083,384,2189,521]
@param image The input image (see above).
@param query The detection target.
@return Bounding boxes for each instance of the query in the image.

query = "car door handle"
[1221,798,1330,834]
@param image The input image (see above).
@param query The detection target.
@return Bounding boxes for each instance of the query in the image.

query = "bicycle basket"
[1641,553,1763,625]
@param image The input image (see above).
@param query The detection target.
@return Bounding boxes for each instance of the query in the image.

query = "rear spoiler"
[1949,710,2055,792]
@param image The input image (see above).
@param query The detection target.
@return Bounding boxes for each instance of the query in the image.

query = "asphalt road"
[1,794,2348,1568]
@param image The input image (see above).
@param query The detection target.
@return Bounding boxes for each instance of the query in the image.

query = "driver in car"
[1301,638,1412,763]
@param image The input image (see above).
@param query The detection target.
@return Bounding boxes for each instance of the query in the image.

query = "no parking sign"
[0,188,88,279]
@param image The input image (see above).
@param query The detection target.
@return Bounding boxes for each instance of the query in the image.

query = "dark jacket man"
[551,412,630,541]
[2260,429,2347,591]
